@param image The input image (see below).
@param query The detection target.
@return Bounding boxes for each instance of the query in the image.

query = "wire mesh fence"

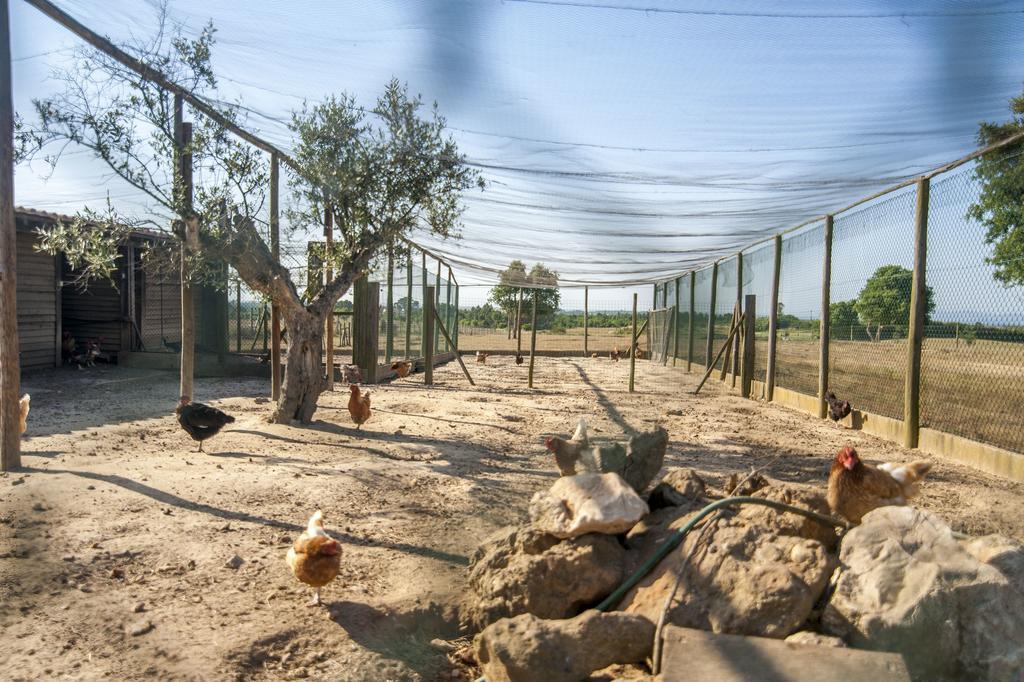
[774,223,823,397]
[920,159,1024,452]
[742,241,774,385]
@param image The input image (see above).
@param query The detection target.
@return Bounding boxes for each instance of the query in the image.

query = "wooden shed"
[14,207,183,372]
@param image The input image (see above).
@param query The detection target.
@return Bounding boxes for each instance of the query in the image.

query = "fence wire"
[742,241,774,385]
[774,223,824,397]
[828,187,917,420]
[692,266,713,368]
[920,161,1024,452]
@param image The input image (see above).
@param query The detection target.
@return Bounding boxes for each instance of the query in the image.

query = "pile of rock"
[465,467,1024,681]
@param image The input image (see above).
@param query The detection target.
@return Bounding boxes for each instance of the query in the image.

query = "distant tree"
[829,300,859,332]
[489,260,528,338]
[528,263,561,324]
[854,265,934,341]
[968,89,1024,287]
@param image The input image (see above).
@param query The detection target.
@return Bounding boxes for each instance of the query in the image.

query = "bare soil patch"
[2,357,1021,680]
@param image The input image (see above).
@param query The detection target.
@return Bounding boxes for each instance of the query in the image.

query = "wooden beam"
[673,276,681,365]
[904,178,930,448]
[445,265,453,352]
[687,271,695,371]
[516,287,524,354]
[353,279,379,384]
[583,285,589,357]
[732,252,743,387]
[405,250,412,358]
[176,99,195,401]
[424,285,434,385]
[528,290,538,388]
[766,235,782,401]
[742,295,756,398]
[629,293,638,392]
[432,306,474,386]
[385,247,394,361]
[269,153,281,400]
[323,204,334,391]
[705,262,718,370]
[818,216,834,418]
[0,0,20,470]
[720,301,739,382]
[453,279,460,351]
[434,258,441,352]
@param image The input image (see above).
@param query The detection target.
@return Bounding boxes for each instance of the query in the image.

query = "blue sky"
[11,1,1024,314]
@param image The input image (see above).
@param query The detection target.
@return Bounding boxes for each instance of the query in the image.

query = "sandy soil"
[2,357,1022,681]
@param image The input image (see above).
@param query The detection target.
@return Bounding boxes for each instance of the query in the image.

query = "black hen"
[176,397,235,452]
[515,353,524,366]
[824,390,851,422]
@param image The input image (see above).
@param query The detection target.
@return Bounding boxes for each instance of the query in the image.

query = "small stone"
[126,620,154,637]
[12,477,25,486]
[62,554,76,562]
[109,568,125,579]
[132,602,145,613]
[86,485,95,490]
[31,502,45,511]
[225,555,244,570]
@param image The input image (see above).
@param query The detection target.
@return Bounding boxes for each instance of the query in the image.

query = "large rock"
[463,525,626,631]
[530,472,648,539]
[738,486,840,550]
[620,487,836,638]
[474,610,655,682]
[647,468,707,511]
[823,507,1024,681]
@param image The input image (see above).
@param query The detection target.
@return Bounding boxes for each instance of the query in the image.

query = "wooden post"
[235,279,241,352]
[434,259,441,352]
[424,285,434,385]
[818,216,834,418]
[687,271,695,371]
[765,235,782,401]
[720,302,739,381]
[0,0,20,471]
[516,287,524,354]
[323,205,334,390]
[446,266,454,352]
[405,250,412,358]
[905,177,930,448]
[385,248,394,362]
[732,253,743,387]
[742,294,756,398]
[262,304,268,351]
[673,276,681,365]
[269,152,281,400]
[694,312,745,395]
[353,279,379,384]
[705,262,718,370]
[583,286,589,356]
[175,96,196,401]
[629,293,638,392]
[453,281,460,351]
[528,290,538,388]
[421,251,428,361]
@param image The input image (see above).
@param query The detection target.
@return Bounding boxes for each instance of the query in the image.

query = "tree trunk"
[271,308,325,424]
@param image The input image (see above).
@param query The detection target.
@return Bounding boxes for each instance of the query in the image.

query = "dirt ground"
[2,356,1023,681]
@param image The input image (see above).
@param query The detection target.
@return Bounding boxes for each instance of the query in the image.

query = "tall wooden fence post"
[269,152,281,401]
[353,279,379,384]
[732,253,743,386]
[705,262,719,370]
[583,285,589,357]
[453,282,460,351]
[434,259,441,352]
[424,285,434,385]
[421,251,428,361]
[766,235,782,401]
[742,295,756,398]
[687,271,695,371]
[175,96,196,401]
[385,248,394,362]
[673,276,681,366]
[446,266,454,352]
[629,293,638,392]
[516,287,524,355]
[818,216,834,418]
[0,0,21,471]
[405,251,412,358]
[323,204,334,391]
[528,290,538,388]
[905,177,930,448]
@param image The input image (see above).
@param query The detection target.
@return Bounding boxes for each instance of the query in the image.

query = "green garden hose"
[474,496,848,682]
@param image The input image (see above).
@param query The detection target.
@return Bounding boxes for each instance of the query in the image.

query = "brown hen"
[286,511,342,606]
[827,446,932,524]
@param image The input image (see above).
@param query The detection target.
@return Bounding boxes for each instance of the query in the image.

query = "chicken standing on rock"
[546,420,669,494]
[286,510,342,606]
[175,397,234,452]
[827,446,932,524]
[348,384,371,429]
[824,390,852,423]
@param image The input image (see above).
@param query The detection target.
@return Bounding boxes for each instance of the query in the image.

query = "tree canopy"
[488,261,561,319]
[968,89,1024,287]
[854,264,934,339]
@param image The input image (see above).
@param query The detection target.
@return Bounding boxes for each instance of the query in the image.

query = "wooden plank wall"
[15,228,57,370]
[62,253,123,354]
